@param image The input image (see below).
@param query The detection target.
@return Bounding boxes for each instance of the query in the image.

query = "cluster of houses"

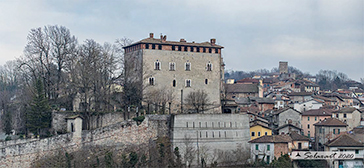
[223,62,364,167]
[86,34,364,167]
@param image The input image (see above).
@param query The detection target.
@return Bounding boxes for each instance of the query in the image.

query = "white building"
[293,99,323,112]
[171,113,250,166]
[324,134,364,168]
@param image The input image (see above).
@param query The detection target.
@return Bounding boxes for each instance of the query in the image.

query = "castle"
[123,33,225,113]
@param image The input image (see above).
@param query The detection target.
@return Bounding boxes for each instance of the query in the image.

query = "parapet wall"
[52,111,135,133]
[0,115,170,168]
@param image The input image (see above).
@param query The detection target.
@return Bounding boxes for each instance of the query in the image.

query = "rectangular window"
[185,62,191,71]
[265,132,268,135]
[169,62,175,71]
[190,46,194,52]
[145,44,149,49]
[308,131,311,138]
[308,117,310,121]
[308,124,310,129]
[255,144,259,150]
[215,48,218,53]
[149,77,155,85]
[315,117,317,121]
[355,150,359,154]
[338,129,340,134]
[258,132,261,136]
[207,63,212,71]
[267,145,270,151]
[333,129,336,134]
[154,61,161,70]
[319,128,322,133]
[343,114,347,118]
[158,44,162,50]
[251,132,255,136]
[178,46,181,51]
[185,79,191,87]
[266,156,270,164]
[172,45,175,50]
[152,44,155,49]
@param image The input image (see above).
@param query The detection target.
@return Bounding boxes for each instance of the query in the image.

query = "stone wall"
[142,49,223,114]
[0,115,169,168]
[52,111,133,133]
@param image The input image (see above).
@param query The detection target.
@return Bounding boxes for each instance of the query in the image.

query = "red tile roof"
[126,37,224,48]
[289,132,310,141]
[333,107,361,114]
[325,134,363,147]
[249,135,292,143]
[313,118,347,127]
[302,109,333,116]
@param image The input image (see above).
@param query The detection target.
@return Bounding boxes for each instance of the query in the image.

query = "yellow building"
[250,123,272,140]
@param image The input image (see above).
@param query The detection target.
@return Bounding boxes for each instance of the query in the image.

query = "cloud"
[0,0,362,80]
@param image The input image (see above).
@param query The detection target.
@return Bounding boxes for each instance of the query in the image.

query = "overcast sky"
[0,0,363,81]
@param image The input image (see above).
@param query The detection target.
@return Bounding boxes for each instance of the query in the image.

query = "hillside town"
[0,31,363,168]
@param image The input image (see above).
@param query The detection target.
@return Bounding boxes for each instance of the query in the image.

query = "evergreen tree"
[26,79,51,136]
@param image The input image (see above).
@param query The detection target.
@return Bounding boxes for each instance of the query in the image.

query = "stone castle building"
[123,33,224,113]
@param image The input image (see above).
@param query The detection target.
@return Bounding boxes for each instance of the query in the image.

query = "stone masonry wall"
[0,115,169,168]
[52,111,129,133]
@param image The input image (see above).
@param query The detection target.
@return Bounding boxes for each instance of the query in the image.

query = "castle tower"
[279,61,288,74]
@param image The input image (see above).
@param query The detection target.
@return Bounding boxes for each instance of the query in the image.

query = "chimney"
[161,35,167,42]
[180,39,186,42]
[210,38,216,45]
[149,33,154,38]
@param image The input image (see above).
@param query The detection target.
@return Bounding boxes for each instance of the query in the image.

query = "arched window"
[207,63,212,71]
[185,62,191,71]
[186,79,191,87]
[169,62,175,71]
[149,77,155,85]
[154,60,161,70]
[172,80,176,87]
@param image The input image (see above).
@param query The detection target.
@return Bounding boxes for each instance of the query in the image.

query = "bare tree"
[181,135,196,167]
[144,88,175,114]
[184,90,210,113]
